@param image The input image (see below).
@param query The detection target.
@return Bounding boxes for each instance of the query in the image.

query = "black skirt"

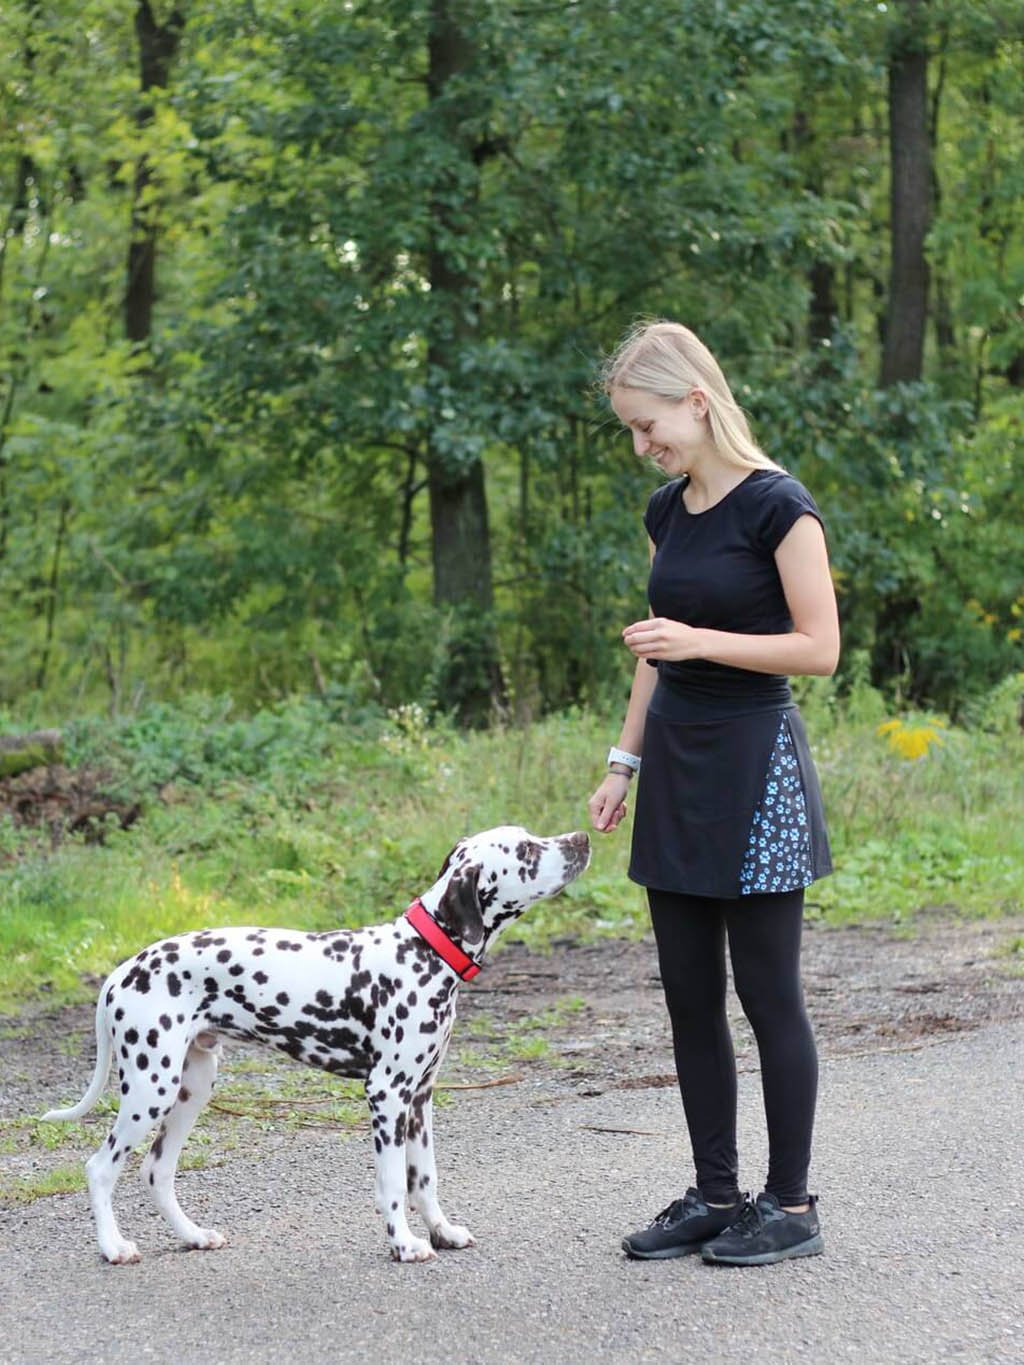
[629,678,832,900]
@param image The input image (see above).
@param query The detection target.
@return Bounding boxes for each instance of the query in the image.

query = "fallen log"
[0,729,64,779]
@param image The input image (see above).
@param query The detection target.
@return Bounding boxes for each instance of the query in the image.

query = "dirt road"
[2,914,1022,1364]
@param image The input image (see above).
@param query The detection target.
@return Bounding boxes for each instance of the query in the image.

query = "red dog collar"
[404,899,481,982]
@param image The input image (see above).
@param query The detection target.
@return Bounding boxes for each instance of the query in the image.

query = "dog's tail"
[40,982,113,1122]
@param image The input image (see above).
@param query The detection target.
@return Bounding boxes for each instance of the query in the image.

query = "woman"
[588,320,839,1267]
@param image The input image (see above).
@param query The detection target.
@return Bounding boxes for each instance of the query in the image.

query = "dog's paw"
[188,1228,226,1251]
[390,1235,437,1263]
[103,1239,142,1266]
[430,1221,476,1251]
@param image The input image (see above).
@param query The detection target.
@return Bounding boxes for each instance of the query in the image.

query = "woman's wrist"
[607,745,642,774]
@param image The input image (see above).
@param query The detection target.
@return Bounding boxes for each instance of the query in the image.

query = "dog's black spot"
[147,1028,160,1049]
[114,1007,124,1021]
[167,973,181,998]
[217,949,232,963]
[159,1014,172,1030]
[124,1028,139,1045]
[136,1053,149,1070]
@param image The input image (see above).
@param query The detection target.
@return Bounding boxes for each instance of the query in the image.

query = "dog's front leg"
[406,1085,475,1251]
[368,1083,434,1262]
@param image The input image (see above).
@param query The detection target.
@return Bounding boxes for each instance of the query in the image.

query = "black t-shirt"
[642,469,824,706]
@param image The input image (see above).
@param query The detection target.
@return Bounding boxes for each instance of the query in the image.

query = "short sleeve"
[753,474,824,554]
[643,479,685,544]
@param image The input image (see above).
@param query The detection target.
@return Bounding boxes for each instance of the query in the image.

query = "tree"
[881,0,932,385]
[125,1,186,344]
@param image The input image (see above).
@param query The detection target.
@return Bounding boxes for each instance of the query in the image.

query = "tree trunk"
[880,0,931,386]
[792,109,838,348]
[125,1,185,344]
[424,0,504,726]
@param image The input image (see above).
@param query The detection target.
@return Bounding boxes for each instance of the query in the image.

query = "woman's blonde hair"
[601,319,780,472]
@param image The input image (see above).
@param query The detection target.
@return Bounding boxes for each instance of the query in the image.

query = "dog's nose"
[565,831,590,851]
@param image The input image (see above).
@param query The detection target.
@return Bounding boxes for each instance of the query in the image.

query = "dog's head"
[425,826,591,950]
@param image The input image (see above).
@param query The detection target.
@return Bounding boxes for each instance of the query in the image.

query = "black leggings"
[648,887,818,1207]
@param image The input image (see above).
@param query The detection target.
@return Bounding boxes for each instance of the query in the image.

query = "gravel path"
[1,915,1022,1364]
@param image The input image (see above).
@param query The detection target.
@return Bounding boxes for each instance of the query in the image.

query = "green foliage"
[0,0,1021,716]
[0,688,1021,1009]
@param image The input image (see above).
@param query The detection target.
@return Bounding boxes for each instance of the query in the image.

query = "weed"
[1,690,1021,1010]
[0,1165,86,1206]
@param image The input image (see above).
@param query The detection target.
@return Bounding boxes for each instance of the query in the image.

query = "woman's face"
[609,385,710,476]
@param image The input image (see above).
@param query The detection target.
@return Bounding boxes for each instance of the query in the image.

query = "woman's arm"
[614,649,660,754]
[588,657,658,833]
[621,514,840,677]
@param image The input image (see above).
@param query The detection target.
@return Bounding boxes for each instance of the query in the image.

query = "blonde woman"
[588,320,839,1267]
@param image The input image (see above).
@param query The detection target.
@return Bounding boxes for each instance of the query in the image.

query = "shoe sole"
[701,1233,824,1266]
[621,1238,705,1260]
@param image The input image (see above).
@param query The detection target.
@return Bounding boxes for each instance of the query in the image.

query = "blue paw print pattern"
[739,716,815,895]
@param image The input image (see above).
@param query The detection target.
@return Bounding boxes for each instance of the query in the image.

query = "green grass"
[0,1165,87,1205]
[0,684,1022,1010]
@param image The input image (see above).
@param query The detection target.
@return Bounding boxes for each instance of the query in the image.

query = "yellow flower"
[876,718,946,761]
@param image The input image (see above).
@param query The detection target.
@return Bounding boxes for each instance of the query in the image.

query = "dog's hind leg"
[406,1085,475,1251]
[87,1086,177,1264]
[140,1036,225,1251]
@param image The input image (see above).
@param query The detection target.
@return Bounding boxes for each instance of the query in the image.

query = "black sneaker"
[622,1188,746,1260]
[701,1192,824,1266]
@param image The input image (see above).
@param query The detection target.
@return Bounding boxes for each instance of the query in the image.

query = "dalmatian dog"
[43,825,590,1265]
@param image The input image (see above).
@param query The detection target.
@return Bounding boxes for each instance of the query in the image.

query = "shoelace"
[650,1197,690,1229]
[727,1200,767,1240]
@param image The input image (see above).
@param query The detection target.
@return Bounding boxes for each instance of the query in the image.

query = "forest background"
[0,0,1022,1007]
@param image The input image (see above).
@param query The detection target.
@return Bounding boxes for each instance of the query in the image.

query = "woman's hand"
[622,617,704,661]
[588,772,632,833]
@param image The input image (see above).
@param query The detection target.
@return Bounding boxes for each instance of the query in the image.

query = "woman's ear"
[689,387,709,419]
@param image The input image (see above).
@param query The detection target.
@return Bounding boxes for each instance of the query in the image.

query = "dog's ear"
[436,842,462,882]
[435,862,485,945]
